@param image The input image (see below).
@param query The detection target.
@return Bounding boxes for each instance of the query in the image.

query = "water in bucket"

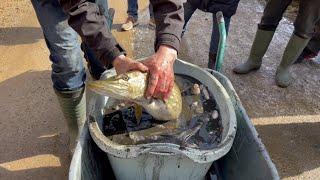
[102,74,223,150]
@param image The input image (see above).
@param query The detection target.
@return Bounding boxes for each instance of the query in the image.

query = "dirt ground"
[0,0,319,180]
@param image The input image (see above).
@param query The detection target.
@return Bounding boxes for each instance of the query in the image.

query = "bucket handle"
[149,150,176,156]
[148,146,179,156]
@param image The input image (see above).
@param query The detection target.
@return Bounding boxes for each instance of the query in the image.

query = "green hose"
[214,11,227,72]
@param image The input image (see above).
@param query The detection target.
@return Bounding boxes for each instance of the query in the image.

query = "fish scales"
[88,71,183,121]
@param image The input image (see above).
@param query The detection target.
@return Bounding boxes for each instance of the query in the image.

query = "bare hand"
[112,55,148,74]
[142,45,177,100]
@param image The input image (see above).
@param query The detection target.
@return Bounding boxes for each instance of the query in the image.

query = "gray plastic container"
[206,69,279,180]
[69,59,279,180]
[86,59,237,180]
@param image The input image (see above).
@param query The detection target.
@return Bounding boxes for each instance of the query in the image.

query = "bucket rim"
[88,59,237,163]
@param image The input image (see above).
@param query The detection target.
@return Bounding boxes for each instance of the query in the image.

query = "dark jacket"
[187,0,240,17]
[59,0,184,68]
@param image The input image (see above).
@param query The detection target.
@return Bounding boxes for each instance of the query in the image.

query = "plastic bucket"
[87,59,237,180]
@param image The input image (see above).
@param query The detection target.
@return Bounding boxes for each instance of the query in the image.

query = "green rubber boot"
[276,34,310,88]
[233,29,275,74]
[55,87,86,153]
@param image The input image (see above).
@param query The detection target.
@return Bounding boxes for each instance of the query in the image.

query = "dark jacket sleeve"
[150,0,184,52]
[207,0,240,17]
[188,0,240,18]
[59,0,125,67]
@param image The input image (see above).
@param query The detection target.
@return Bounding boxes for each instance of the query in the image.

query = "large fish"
[88,71,182,121]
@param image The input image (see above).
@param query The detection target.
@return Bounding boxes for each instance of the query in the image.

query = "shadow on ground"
[0,71,69,180]
[256,122,320,178]
[0,27,43,46]
[0,166,66,180]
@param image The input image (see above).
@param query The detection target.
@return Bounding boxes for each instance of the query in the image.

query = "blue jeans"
[127,0,154,20]
[182,2,231,54]
[31,0,110,91]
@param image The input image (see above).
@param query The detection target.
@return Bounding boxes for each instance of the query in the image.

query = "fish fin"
[134,103,143,124]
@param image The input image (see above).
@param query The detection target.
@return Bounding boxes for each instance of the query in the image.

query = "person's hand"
[142,45,177,100]
[112,55,148,74]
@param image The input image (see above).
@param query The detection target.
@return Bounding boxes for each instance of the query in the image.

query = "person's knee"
[50,49,84,72]
[51,59,86,91]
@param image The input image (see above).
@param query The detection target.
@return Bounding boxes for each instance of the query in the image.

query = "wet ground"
[0,0,319,179]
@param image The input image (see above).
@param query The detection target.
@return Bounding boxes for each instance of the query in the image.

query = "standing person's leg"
[275,0,320,87]
[305,24,320,55]
[233,0,293,74]
[149,2,156,28]
[181,1,197,37]
[96,0,113,30]
[122,0,139,31]
[149,3,154,19]
[295,22,320,63]
[306,26,320,54]
[31,0,86,152]
[81,0,114,80]
[207,16,230,70]
[128,0,139,20]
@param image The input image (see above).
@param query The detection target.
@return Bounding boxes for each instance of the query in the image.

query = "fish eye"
[121,74,130,81]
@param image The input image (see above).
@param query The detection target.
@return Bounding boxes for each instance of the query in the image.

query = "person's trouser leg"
[233,0,292,74]
[208,16,230,70]
[295,24,320,63]
[276,0,320,87]
[127,0,139,20]
[181,1,197,37]
[148,3,156,29]
[298,18,320,55]
[31,0,86,152]
[149,2,154,19]
[307,35,320,54]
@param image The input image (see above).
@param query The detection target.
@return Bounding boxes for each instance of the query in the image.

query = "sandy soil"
[0,0,319,179]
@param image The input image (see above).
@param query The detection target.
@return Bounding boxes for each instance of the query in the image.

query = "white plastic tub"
[86,59,237,180]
